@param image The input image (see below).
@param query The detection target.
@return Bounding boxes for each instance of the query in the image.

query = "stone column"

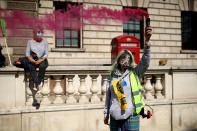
[155,75,164,99]
[53,76,64,104]
[41,77,51,105]
[78,75,88,104]
[66,75,76,104]
[90,75,100,103]
[144,75,154,100]
[101,75,108,102]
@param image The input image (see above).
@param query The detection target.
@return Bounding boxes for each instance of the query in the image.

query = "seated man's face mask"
[119,54,131,68]
[37,32,43,38]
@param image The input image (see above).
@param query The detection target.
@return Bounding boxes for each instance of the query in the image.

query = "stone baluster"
[90,75,100,103]
[141,83,145,99]
[144,75,154,100]
[101,75,108,102]
[26,79,33,105]
[66,75,76,104]
[78,75,88,104]
[53,76,64,104]
[155,75,164,99]
[41,77,51,105]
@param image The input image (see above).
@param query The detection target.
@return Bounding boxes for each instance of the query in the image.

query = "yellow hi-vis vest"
[130,71,145,115]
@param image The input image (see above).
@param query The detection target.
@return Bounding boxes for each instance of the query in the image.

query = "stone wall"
[0,67,197,131]
[1,101,197,131]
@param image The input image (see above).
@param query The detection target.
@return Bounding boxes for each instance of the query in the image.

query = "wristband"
[145,41,151,47]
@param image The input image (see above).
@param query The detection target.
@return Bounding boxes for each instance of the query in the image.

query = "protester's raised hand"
[145,26,152,41]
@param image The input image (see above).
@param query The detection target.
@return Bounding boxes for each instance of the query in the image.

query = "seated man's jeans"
[28,59,48,86]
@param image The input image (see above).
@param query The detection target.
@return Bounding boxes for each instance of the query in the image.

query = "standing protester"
[104,26,152,131]
[26,29,48,92]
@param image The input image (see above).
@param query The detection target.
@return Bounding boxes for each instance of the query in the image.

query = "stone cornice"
[1,99,197,115]
[0,65,197,74]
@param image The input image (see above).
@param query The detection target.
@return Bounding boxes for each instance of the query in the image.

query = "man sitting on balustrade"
[26,28,48,108]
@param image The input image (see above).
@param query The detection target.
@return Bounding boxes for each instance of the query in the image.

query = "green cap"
[0,18,7,37]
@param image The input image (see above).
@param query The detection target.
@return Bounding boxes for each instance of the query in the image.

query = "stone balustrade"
[0,66,172,110]
[25,72,165,105]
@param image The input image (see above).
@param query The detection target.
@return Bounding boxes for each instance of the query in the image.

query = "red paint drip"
[0,5,149,37]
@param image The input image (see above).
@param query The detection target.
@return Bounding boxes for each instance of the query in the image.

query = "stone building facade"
[0,0,197,67]
[0,0,197,131]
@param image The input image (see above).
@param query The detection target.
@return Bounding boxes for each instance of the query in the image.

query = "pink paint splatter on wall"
[0,5,149,37]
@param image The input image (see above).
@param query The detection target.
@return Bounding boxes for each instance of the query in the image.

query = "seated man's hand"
[35,60,42,65]
[104,117,109,125]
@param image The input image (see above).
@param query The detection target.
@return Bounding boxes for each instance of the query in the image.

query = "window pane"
[133,21,138,24]
[129,33,134,36]
[64,39,70,47]
[57,39,63,46]
[182,33,192,42]
[123,32,128,35]
[135,24,140,30]
[72,39,78,47]
[64,30,70,37]
[123,24,128,30]
[129,24,134,30]
[135,33,140,39]
[56,31,63,38]
[72,31,78,38]
[72,17,78,22]
[128,20,134,24]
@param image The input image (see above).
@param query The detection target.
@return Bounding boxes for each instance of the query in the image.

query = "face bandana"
[119,54,130,67]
